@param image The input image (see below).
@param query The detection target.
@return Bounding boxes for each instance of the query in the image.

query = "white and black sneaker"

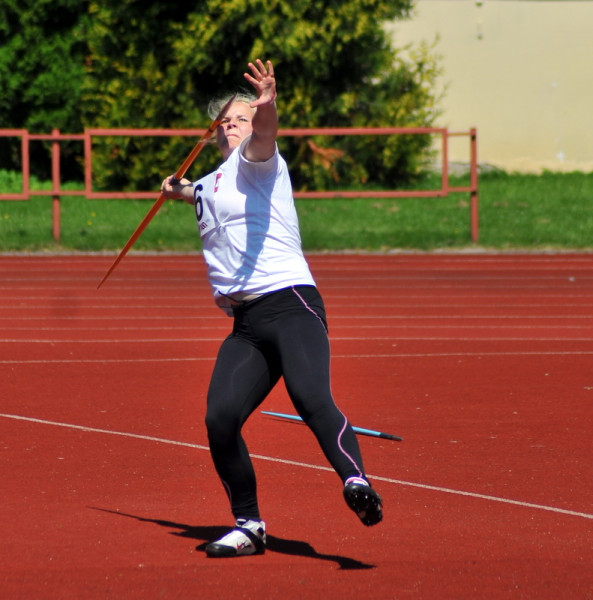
[205,519,266,558]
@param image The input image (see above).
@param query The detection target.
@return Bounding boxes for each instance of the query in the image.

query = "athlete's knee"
[289,388,334,420]
[205,404,242,445]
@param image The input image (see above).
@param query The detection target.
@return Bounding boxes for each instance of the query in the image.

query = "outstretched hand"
[244,59,277,108]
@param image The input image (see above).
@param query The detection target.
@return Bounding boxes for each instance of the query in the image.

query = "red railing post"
[441,129,449,195]
[469,127,479,243]
[51,128,61,242]
[22,132,30,199]
[84,129,93,197]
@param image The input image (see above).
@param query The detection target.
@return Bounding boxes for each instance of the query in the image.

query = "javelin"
[96,94,237,289]
[261,411,403,441]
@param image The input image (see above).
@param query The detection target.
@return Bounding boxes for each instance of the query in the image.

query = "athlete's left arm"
[243,59,278,163]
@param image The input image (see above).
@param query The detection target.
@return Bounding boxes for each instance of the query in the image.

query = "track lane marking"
[1,412,591,522]
[4,349,593,365]
[2,337,593,343]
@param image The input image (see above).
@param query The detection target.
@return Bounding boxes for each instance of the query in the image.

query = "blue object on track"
[261,411,403,441]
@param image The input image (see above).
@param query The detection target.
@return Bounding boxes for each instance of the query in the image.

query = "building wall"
[386,0,593,173]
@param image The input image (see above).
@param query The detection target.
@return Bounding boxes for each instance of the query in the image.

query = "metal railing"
[0,126,478,242]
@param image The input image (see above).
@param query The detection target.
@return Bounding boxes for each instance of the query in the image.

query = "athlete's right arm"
[160,175,194,205]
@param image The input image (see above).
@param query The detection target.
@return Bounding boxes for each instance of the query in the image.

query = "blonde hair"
[207,92,257,120]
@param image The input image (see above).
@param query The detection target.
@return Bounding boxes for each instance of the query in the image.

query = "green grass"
[1,169,592,252]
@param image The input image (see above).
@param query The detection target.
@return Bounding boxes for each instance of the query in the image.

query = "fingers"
[161,175,190,199]
[162,175,189,187]
[160,176,172,197]
[161,174,175,189]
[246,59,274,80]
[243,58,276,99]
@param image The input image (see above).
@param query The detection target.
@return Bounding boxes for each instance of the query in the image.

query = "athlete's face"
[217,101,255,159]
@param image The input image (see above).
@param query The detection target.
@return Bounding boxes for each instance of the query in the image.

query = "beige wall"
[387,0,593,173]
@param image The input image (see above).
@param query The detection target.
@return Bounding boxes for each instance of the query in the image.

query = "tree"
[81,0,441,191]
[2,0,441,190]
[0,0,89,178]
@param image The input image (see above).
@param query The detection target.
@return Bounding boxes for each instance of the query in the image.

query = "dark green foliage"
[1,0,441,192]
[81,0,439,192]
[0,0,90,179]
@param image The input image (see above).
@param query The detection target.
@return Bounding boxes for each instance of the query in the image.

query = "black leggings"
[205,285,366,520]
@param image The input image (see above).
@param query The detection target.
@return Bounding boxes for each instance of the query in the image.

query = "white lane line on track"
[0,327,228,332]
[4,292,593,298]
[4,284,593,292]
[0,358,214,364]
[0,338,221,343]
[4,301,593,308]
[2,324,591,332]
[4,273,592,279]
[1,412,591,522]
[3,337,593,344]
[3,350,593,365]
[2,315,593,321]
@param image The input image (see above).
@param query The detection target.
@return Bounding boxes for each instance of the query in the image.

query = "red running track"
[1,253,592,599]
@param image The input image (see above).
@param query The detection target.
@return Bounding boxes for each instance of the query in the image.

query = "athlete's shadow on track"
[91,507,374,570]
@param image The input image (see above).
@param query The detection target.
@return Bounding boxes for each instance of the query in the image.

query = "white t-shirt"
[193,137,315,310]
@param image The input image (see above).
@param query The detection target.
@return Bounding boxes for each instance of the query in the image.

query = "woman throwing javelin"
[161,59,382,558]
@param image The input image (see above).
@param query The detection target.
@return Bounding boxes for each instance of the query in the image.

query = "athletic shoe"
[343,482,383,526]
[205,519,266,558]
